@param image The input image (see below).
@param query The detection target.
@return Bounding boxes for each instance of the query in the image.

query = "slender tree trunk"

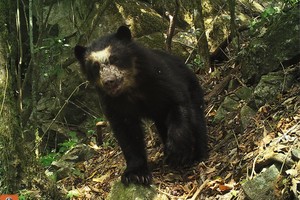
[0,2,64,198]
[165,0,179,52]
[228,0,240,52]
[0,50,23,193]
[194,0,211,70]
[0,1,25,193]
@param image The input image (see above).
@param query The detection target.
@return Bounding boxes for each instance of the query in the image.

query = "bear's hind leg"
[164,105,195,167]
[190,86,208,160]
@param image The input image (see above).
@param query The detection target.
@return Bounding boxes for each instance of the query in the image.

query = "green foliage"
[40,131,79,167]
[102,137,117,148]
[87,129,95,136]
[94,117,105,124]
[261,7,280,19]
[18,195,26,200]
[284,0,300,5]
[35,37,71,79]
[192,54,204,69]
[67,189,80,198]
[249,6,281,34]
[40,152,59,167]
[249,0,299,35]
[58,140,77,153]
[187,54,204,71]
[35,37,70,56]
[18,189,36,200]
[58,131,78,153]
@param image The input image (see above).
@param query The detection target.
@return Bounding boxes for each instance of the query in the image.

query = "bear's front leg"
[108,116,151,185]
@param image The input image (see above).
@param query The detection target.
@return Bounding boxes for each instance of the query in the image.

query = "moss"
[108,181,157,200]
[115,0,168,37]
[136,32,189,58]
[234,86,253,100]
[253,71,294,107]
[136,32,165,50]
[241,6,300,82]
[214,96,240,123]
[240,105,256,129]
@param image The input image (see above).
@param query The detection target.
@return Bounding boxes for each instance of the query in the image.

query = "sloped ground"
[59,61,300,199]
[42,3,300,199]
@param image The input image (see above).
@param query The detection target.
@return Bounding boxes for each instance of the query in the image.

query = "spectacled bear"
[74,26,208,185]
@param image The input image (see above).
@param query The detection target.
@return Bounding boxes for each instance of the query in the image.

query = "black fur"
[74,26,208,185]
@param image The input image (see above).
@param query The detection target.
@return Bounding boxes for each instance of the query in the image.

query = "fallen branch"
[204,74,232,103]
[189,179,209,200]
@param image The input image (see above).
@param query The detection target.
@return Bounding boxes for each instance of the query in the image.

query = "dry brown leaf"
[206,166,216,174]
[258,105,269,114]
[208,177,223,189]
[262,134,273,146]
[218,184,232,192]
[92,173,110,183]
[224,172,232,181]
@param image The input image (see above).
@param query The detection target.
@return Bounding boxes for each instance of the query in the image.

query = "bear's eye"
[94,61,101,70]
[109,55,118,64]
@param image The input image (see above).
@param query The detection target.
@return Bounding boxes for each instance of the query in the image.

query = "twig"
[250,154,259,179]
[204,67,238,103]
[186,184,197,199]
[212,131,234,152]
[279,139,297,173]
[68,100,98,119]
[189,179,209,200]
[165,0,179,52]
[157,183,184,199]
[233,131,239,148]
[33,81,88,151]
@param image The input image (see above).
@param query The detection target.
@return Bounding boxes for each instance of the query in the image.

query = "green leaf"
[40,152,59,167]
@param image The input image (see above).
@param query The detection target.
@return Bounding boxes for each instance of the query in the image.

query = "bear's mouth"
[104,78,124,96]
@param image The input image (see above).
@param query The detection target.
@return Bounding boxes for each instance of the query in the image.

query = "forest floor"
[59,61,300,199]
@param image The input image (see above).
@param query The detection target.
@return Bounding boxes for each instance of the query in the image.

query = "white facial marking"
[88,46,111,63]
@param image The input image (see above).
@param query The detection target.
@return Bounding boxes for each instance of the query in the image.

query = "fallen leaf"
[219,184,232,192]
[92,173,110,183]
[206,166,216,174]
[285,169,298,177]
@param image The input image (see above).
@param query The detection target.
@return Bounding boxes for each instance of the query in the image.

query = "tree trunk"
[165,0,179,52]
[194,0,211,70]
[228,0,240,52]
[0,1,26,193]
[0,2,64,198]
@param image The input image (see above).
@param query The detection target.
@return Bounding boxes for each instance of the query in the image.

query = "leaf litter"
[59,63,300,199]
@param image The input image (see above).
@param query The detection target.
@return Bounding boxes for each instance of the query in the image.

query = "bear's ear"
[116,26,132,41]
[74,45,87,62]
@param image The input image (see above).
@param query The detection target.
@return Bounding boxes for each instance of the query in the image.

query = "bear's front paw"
[121,168,152,185]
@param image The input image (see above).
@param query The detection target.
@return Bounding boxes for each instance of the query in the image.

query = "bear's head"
[74,26,138,96]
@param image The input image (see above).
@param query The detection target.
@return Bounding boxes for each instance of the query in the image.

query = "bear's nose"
[103,78,117,88]
[102,77,124,96]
